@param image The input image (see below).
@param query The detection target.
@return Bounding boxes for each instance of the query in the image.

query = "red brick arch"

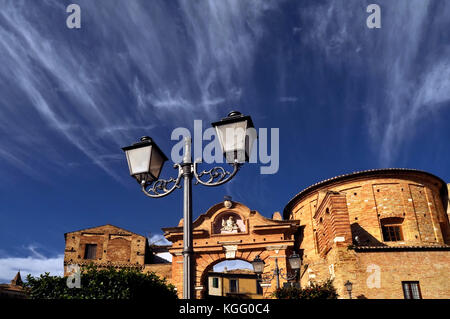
[196,250,277,299]
[163,201,300,298]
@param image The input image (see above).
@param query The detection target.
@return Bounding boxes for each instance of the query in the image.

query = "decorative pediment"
[213,212,245,234]
[163,201,300,242]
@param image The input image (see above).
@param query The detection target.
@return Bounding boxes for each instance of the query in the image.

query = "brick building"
[283,168,450,299]
[64,168,450,299]
[63,224,172,283]
[0,272,27,299]
[207,269,263,299]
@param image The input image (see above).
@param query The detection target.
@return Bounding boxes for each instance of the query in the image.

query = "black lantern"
[288,253,302,270]
[344,280,353,299]
[251,255,265,275]
[211,111,256,163]
[122,136,168,184]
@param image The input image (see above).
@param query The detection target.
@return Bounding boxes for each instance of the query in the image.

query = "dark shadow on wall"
[145,244,171,264]
[350,223,385,247]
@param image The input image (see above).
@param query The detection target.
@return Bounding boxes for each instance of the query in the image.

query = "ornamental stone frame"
[162,201,300,299]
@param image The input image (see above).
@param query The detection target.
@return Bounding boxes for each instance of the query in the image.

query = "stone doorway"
[163,201,300,298]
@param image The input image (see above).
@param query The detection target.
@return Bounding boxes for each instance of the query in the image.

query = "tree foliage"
[273,279,338,299]
[24,264,177,299]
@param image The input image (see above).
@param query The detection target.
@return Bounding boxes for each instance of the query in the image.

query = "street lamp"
[212,111,255,163]
[288,253,301,270]
[122,136,168,184]
[251,255,265,274]
[251,253,302,289]
[344,280,353,299]
[122,111,256,299]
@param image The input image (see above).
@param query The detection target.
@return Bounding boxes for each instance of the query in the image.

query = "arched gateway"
[163,201,300,298]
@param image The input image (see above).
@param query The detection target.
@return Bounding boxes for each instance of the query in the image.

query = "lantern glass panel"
[345,281,353,292]
[288,254,301,270]
[149,146,165,179]
[215,120,247,153]
[252,257,265,274]
[125,145,152,175]
[215,120,256,163]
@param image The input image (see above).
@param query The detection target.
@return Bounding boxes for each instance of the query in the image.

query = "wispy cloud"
[297,0,450,165]
[148,233,171,246]
[0,0,280,181]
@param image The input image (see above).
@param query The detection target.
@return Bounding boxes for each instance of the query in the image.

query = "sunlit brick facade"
[63,169,450,299]
[63,224,172,283]
[283,169,450,299]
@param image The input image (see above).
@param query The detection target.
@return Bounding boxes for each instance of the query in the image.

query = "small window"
[212,277,219,288]
[84,244,97,260]
[381,217,404,242]
[229,279,238,293]
[402,281,422,299]
[382,225,403,241]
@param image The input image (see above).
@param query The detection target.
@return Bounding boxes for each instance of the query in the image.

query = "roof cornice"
[283,168,447,219]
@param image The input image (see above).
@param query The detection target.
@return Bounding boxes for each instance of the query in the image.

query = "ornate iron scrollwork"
[193,158,241,187]
[141,164,183,198]
[140,159,242,197]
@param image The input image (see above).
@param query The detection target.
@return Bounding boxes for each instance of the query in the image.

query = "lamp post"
[344,280,353,299]
[122,111,256,299]
[251,253,302,289]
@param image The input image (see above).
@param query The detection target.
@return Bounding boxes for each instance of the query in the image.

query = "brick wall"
[143,264,172,284]
[64,224,146,275]
[288,170,450,299]
[338,248,450,299]
[290,173,450,250]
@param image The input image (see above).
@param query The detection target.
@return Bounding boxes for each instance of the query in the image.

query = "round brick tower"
[283,169,450,299]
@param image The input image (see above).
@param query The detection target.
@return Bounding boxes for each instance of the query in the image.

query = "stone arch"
[198,257,253,299]
[195,249,275,299]
[163,200,301,299]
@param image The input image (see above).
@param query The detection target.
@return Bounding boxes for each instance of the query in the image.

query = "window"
[382,225,403,241]
[381,217,404,242]
[84,244,97,259]
[229,279,238,293]
[212,277,219,289]
[402,281,422,299]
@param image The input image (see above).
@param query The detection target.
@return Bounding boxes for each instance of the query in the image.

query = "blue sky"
[1,0,450,282]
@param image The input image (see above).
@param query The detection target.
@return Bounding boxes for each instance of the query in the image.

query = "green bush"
[273,279,338,299]
[24,264,177,299]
